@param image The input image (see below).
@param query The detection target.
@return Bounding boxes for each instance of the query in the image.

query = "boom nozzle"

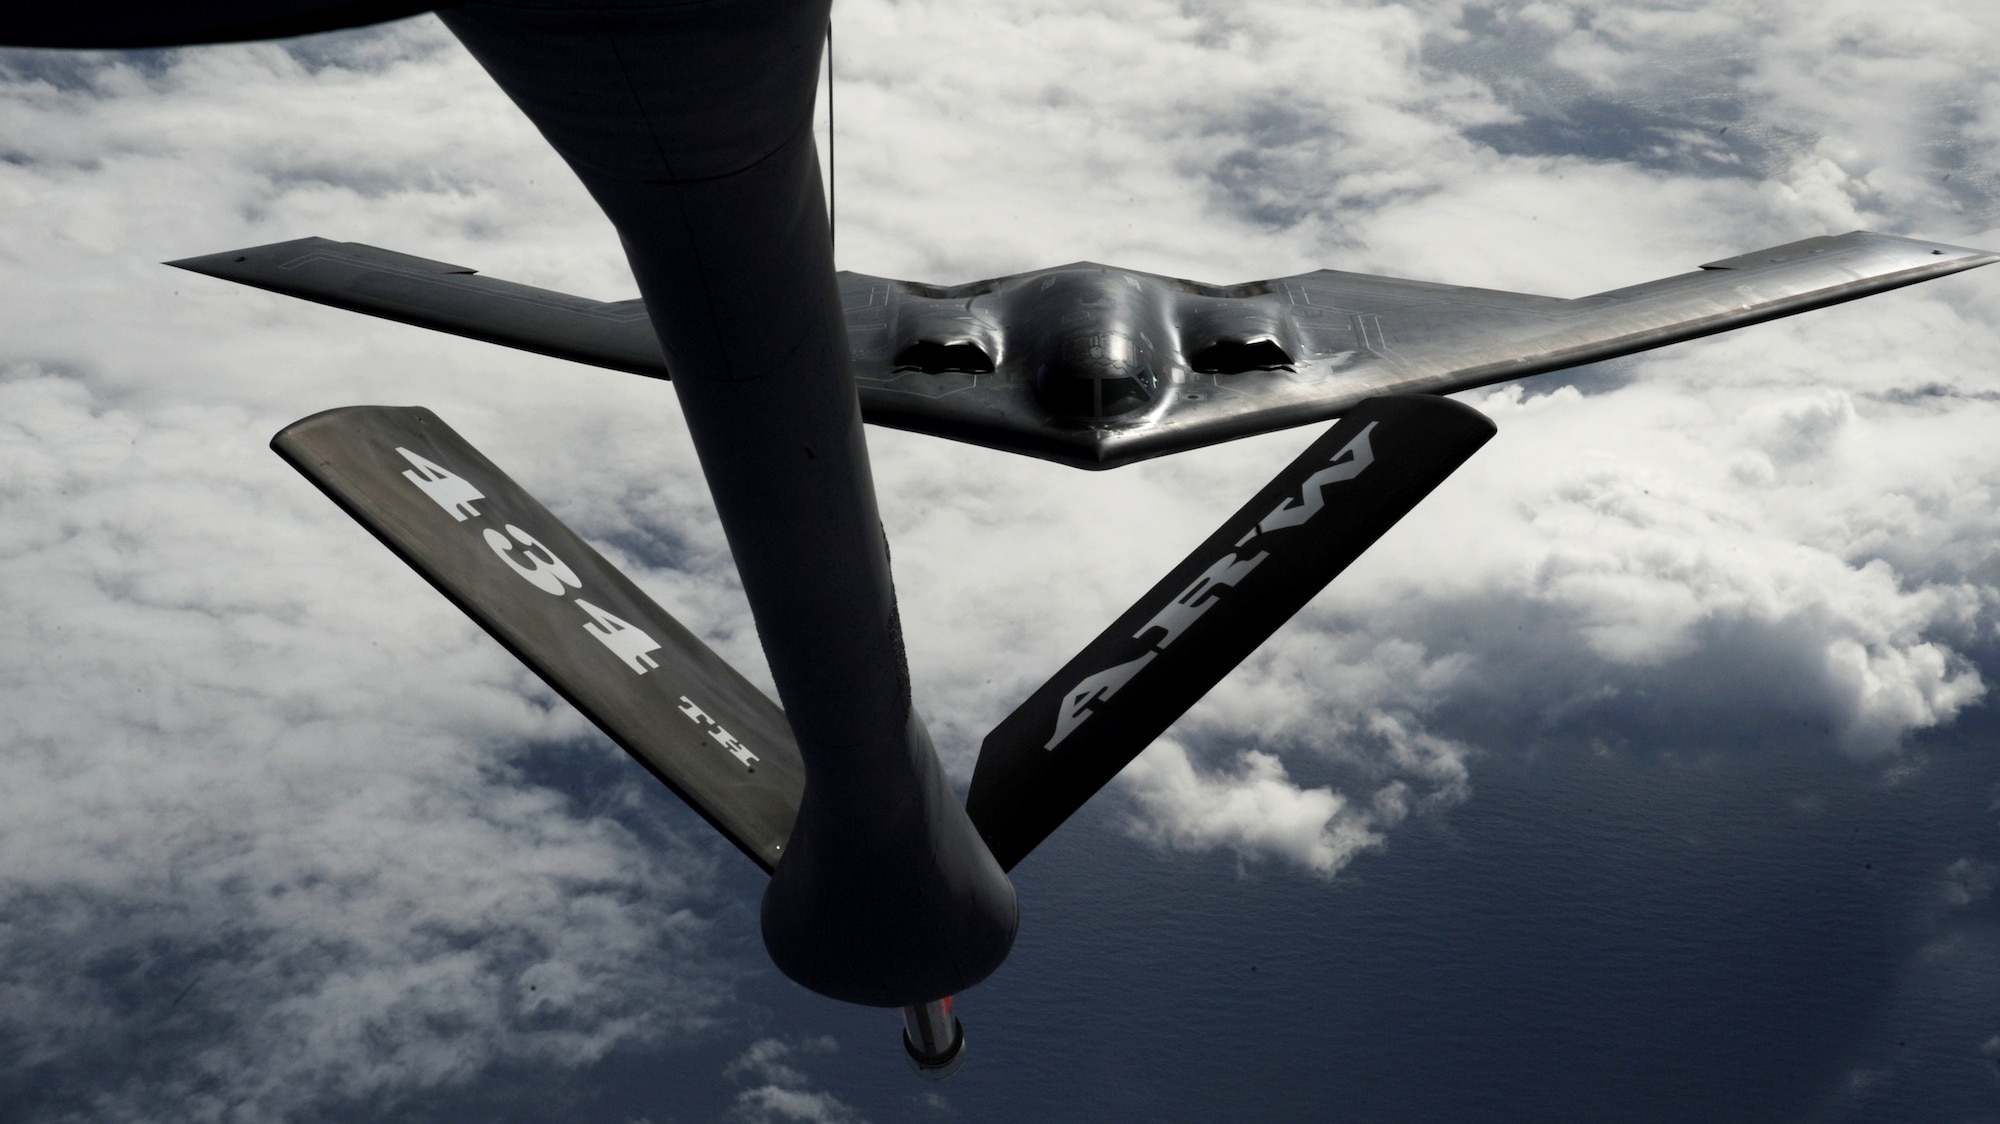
[901,997,965,1079]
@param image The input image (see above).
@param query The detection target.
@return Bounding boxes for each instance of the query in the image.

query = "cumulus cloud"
[1122,714,1469,877]
[724,1037,867,1124]
[1329,377,1997,756]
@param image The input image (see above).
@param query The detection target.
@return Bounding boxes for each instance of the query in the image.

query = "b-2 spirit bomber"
[8,0,1995,1077]
[177,228,1993,474]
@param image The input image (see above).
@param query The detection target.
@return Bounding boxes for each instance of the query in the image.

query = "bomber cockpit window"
[1038,368,1157,421]
[1040,372,1098,418]
[1098,376,1152,416]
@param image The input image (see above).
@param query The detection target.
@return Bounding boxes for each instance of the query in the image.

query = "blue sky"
[2,2,1998,1119]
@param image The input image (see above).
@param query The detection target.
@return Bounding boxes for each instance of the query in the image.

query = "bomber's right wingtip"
[165,236,480,282]
[165,249,249,277]
[165,237,341,281]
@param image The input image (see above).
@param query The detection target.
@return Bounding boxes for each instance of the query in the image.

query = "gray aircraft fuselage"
[897,267,1306,428]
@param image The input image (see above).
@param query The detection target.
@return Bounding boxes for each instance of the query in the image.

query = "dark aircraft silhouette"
[176,229,1990,472]
[7,0,1995,1077]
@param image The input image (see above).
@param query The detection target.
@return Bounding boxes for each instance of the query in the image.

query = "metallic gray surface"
[176,231,1997,470]
[273,405,805,870]
[171,238,666,377]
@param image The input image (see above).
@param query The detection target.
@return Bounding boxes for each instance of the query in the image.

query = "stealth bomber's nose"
[1035,330,1157,420]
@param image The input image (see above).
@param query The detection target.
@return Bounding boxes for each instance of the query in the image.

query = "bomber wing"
[175,232,1997,470]
[173,238,667,376]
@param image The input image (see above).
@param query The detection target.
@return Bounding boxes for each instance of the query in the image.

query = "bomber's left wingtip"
[1854,230,2000,266]
[1700,230,2000,273]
